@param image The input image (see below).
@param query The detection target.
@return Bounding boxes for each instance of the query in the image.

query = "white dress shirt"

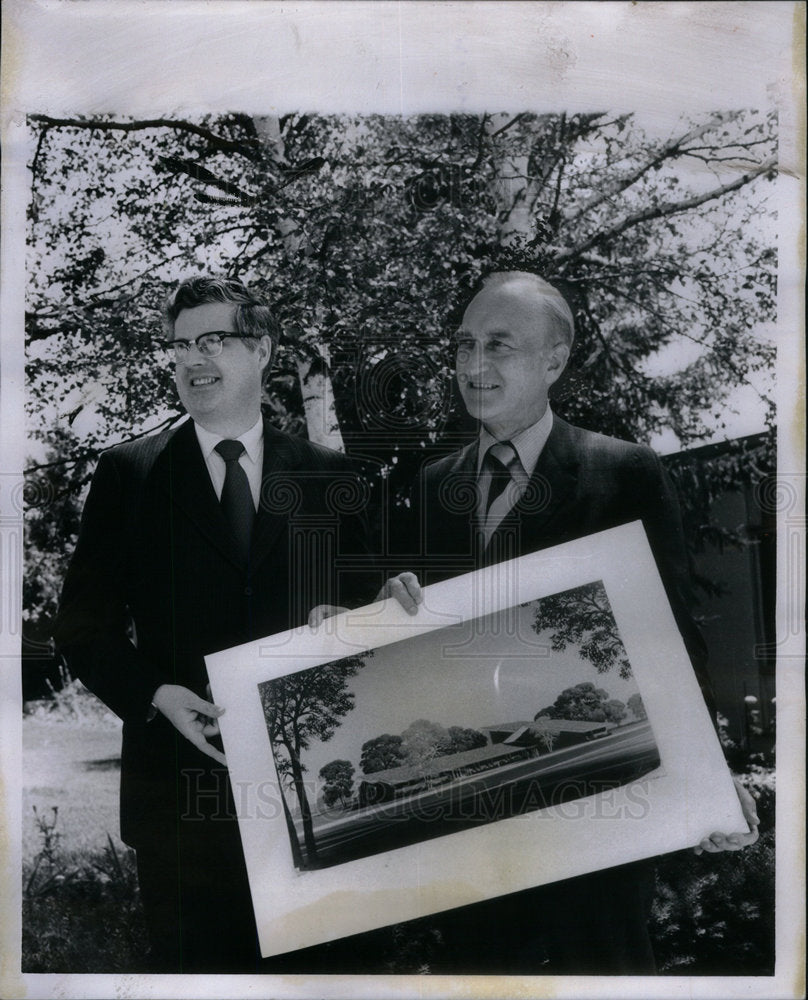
[194,416,264,510]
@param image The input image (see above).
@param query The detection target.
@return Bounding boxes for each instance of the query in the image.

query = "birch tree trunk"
[252,116,345,452]
[485,113,541,246]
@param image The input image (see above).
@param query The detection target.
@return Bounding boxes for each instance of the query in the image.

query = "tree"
[532,580,633,679]
[319,759,355,809]
[536,728,557,754]
[628,693,648,721]
[359,733,406,775]
[23,425,95,660]
[535,681,625,724]
[27,111,776,453]
[604,699,628,726]
[24,110,777,649]
[400,719,453,782]
[446,726,488,753]
[259,651,369,863]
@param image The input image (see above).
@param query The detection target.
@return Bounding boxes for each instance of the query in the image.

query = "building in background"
[667,432,775,749]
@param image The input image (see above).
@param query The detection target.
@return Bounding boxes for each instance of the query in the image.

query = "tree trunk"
[252,115,345,452]
[485,114,540,246]
[287,736,319,864]
[295,343,344,451]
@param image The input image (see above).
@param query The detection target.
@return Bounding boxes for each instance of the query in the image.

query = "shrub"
[22,805,149,972]
[651,759,775,975]
[23,661,118,728]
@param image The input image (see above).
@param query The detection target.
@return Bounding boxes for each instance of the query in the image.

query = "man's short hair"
[481,271,575,348]
[164,276,281,352]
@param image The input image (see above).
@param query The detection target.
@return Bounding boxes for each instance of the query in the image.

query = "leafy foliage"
[319,759,355,808]
[446,725,489,753]
[535,681,626,724]
[651,777,775,975]
[360,733,406,775]
[23,425,96,657]
[24,109,777,644]
[400,719,453,774]
[22,806,148,972]
[360,722,488,776]
[532,580,632,679]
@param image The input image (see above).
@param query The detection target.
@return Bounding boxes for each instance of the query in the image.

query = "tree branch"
[562,112,745,225]
[557,158,776,264]
[29,115,254,157]
[25,415,183,472]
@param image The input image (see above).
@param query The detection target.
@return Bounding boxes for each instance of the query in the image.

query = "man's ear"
[257,335,273,372]
[546,342,571,385]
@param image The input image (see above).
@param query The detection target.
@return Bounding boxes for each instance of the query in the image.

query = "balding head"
[454,271,573,439]
[479,271,574,348]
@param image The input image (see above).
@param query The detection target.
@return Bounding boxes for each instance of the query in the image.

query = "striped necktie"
[482,441,518,515]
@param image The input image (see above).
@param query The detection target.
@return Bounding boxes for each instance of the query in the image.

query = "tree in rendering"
[628,693,648,721]
[259,652,369,863]
[535,681,626,724]
[532,580,632,679]
[400,719,453,784]
[319,759,356,809]
[359,733,407,775]
[446,726,489,753]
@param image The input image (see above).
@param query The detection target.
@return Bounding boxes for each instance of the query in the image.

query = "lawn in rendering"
[258,580,662,871]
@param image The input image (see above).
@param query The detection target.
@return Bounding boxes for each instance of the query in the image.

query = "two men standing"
[54,270,757,974]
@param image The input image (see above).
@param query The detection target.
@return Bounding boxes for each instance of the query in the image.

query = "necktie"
[215,439,255,562]
[483,441,518,515]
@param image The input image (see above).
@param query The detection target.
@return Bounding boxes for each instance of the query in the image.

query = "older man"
[53,276,379,972]
[393,269,758,974]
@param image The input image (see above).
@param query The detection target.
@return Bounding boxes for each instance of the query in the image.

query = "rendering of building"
[357,742,536,807]
[485,718,615,750]
[356,718,618,807]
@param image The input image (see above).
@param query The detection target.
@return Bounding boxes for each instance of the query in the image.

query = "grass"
[22,808,150,973]
[22,718,125,863]
[22,684,150,972]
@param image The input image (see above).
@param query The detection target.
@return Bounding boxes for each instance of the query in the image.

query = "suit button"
[244,586,253,597]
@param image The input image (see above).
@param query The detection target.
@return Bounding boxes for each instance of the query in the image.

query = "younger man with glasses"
[53,276,379,971]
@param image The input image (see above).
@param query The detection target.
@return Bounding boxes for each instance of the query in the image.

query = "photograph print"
[11,35,791,979]
[259,579,662,872]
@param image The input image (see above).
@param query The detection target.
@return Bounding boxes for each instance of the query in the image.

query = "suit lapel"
[427,441,480,559]
[448,440,478,479]
[158,417,301,575]
[249,422,302,574]
[157,419,243,570]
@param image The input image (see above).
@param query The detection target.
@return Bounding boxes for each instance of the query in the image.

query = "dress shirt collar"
[194,415,264,465]
[476,405,554,477]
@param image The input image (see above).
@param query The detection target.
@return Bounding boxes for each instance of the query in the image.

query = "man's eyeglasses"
[157,331,256,362]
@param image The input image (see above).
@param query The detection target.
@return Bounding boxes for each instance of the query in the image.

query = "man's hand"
[375,572,423,616]
[308,573,423,628]
[152,684,226,766]
[308,605,350,629]
[694,776,760,855]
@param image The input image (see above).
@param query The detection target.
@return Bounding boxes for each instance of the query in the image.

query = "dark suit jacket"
[409,415,713,715]
[53,417,375,848]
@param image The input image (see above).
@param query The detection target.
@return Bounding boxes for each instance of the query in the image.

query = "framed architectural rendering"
[206,521,746,958]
